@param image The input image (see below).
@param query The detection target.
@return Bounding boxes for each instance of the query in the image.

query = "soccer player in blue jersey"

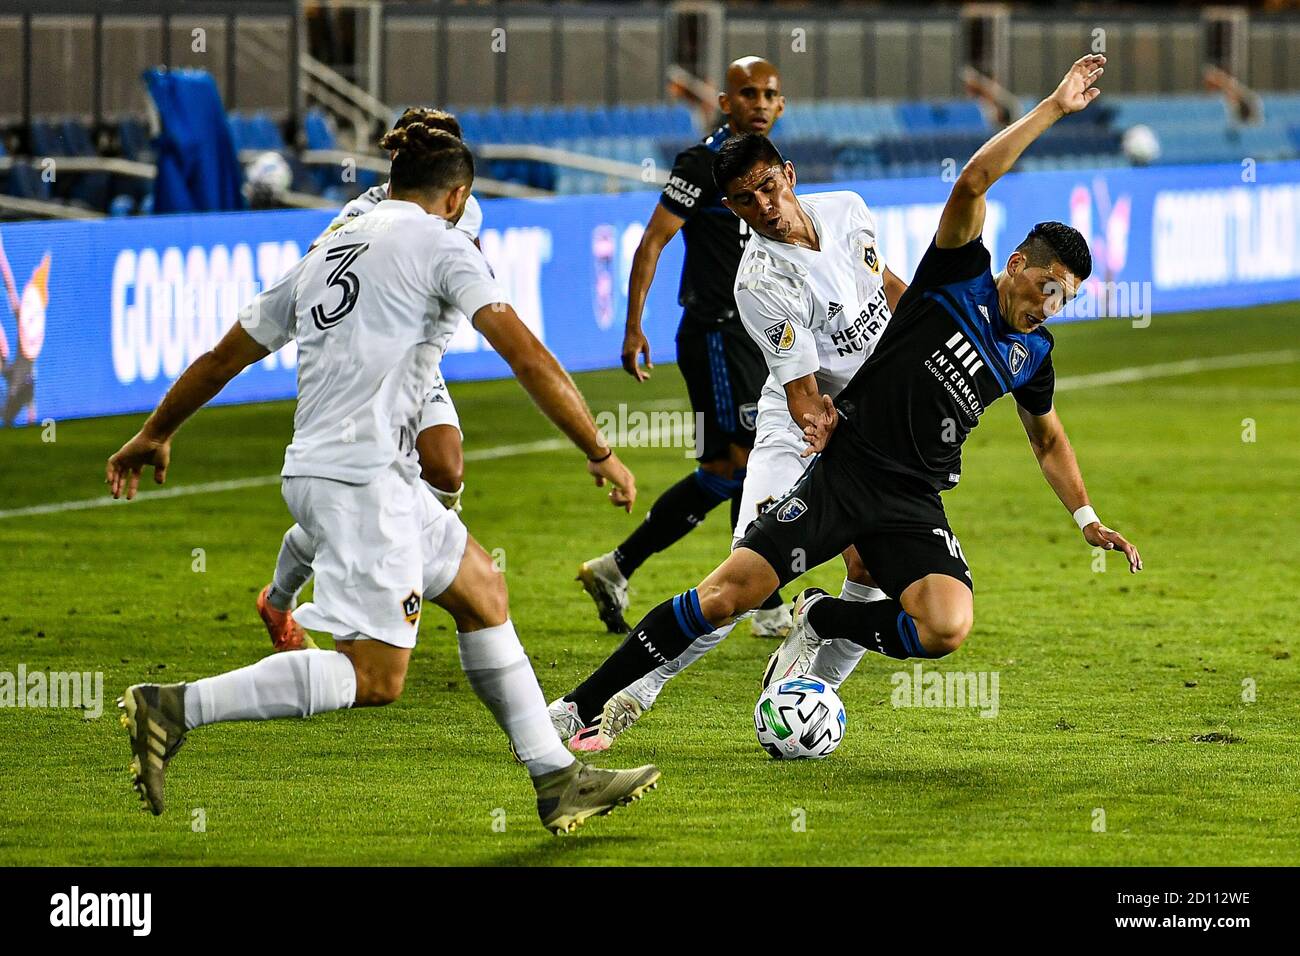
[552,54,1142,728]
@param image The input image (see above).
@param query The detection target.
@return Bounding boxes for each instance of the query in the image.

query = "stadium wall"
[2,159,1299,425]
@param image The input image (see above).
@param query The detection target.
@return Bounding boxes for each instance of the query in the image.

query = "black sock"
[613,468,741,578]
[806,596,935,659]
[566,588,715,724]
[759,588,784,611]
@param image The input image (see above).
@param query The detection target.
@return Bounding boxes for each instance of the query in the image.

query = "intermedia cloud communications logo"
[49,886,151,936]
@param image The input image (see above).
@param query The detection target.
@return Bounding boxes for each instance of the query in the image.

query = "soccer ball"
[244,150,293,200]
[1121,124,1161,166]
[754,677,846,759]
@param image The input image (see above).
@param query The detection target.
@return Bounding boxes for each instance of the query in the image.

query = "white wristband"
[1072,505,1100,531]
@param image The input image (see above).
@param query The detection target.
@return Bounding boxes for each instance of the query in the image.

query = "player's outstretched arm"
[936,54,1105,249]
[1017,404,1142,573]
[106,322,270,499]
[621,204,685,381]
[473,302,637,511]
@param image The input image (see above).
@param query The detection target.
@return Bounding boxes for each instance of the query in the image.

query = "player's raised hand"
[1051,54,1105,115]
[587,452,637,512]
[106,431,171,500]
[1083,521,1143,573]
[621,327,652,382]
[801,394,839,457]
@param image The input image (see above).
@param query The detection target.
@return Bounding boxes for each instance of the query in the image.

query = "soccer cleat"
[596,690,647,750]
[257,585,317,652]
[118,682,188,816]
[534,760,661,834]
[576,552,631,634]
[750,603,793,639]
[762,588,830,689]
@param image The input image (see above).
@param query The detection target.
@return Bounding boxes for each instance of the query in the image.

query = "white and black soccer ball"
[754,677,846,759]
[1122,124,1161,166]
[244,150,293,201]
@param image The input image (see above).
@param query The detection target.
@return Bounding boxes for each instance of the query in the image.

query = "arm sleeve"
[735,266,818,386]
[433,230,509,320]
[237,258,302,351]
[659,146,716,220]
[1013,352,1056,416]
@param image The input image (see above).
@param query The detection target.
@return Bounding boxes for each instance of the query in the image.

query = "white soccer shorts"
[282,462,468,648]
[418,368,461,434]
[731,408,813,546]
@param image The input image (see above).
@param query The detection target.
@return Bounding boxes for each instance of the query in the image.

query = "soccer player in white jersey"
[551,135,910,751]
[105,121,660,834]
[258,108,479,652]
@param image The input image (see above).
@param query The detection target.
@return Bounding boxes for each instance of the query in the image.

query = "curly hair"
[390,107,462,142]
[1017,221,1092,281]
[378,121,473,195]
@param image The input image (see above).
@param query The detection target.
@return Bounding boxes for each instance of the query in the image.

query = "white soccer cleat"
[750,603,793,639]
[576,551,631,634]
[547,697,587,743]
[761,588,830,689]
[587,690,647,752]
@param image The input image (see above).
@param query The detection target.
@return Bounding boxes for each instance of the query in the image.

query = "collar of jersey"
[374,198,439,220]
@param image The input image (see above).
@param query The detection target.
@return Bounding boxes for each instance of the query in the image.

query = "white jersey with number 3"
[240,198,505,484]
[734,190,892,432]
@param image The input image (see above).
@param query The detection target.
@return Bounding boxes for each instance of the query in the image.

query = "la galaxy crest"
[862,243,880,274]
[764,319,796,353]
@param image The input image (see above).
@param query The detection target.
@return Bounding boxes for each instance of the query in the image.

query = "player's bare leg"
[436,535,660,834]
[417,423,465,512]
[773,573,973,687]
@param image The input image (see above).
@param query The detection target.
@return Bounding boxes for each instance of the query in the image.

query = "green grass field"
[0,304,1297,866]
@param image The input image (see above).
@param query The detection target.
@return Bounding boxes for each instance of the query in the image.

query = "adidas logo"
[827,302,844,320]
[977,304,990,321]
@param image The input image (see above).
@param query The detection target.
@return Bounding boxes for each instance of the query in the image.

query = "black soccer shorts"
[736,428,974,599]
[675,321,767,462]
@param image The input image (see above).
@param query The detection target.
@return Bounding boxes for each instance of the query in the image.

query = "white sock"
[183,649,357,729]
[625,622,736,708]
[806,578,881,689]
[840,578,887,603]
[457,621,574,778]
[267,523,315,611]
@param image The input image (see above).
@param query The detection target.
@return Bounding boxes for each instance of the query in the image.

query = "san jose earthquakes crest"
[776,497,807,522]
[764,319,796,352]
[1008,342,1029,376]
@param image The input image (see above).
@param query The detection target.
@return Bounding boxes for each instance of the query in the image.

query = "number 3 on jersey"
[311,242,370,330]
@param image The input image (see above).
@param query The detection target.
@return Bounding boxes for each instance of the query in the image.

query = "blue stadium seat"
[303,110,336,151]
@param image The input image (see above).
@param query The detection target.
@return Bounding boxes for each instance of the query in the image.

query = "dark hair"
[391,107,462,142]
[1016,221,1092,281]
[712,132,785,195]
[379,122,473,195]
